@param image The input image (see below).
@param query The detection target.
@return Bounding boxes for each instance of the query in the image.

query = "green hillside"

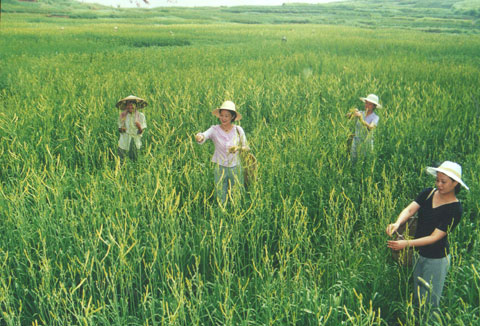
[1,0,480,33]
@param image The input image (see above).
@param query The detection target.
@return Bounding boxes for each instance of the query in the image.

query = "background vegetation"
[2,0,480,32]
[0,0,479,325]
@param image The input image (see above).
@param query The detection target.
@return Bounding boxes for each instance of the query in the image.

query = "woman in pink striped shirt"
[195,101,249,204]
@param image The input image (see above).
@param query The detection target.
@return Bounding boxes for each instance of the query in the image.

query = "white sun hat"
[426,161,469,190]
[212,100,242,121]
[360,94,382,109]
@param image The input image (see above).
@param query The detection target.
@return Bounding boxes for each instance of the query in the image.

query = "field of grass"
[0,2,480,326]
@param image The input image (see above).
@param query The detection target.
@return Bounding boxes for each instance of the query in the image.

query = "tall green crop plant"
[0,15,479,326]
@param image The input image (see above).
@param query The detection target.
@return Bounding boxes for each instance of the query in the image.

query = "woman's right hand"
[386,223,400,237]
[195,133,204,142]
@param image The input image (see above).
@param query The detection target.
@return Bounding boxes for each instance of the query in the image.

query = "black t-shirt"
[414,188,462,258]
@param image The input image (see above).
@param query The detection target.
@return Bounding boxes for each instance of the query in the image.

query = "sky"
[78,0,341,8]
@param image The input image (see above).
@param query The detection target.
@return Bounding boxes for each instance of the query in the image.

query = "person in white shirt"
[346,93,382,162]
[116,95,147,161]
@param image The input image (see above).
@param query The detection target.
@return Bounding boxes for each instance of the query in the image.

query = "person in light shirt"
[116,95,147,161]
[195,100,249,204]
[346,93,381,162]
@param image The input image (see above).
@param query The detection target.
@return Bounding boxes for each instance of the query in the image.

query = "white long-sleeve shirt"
[118,111,147,150]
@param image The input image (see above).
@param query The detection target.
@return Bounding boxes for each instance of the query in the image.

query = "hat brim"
[212,108,242,121]
[426,167,469,190]
[360,97,382,109]
[116,96,148,110]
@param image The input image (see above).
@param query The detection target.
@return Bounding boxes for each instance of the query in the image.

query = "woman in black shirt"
[386,161,469,308]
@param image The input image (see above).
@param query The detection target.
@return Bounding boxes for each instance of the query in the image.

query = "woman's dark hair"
[450,177,462,195]
[220,109,237,122]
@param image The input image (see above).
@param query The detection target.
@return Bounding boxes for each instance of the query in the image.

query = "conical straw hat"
[116,95,148,110]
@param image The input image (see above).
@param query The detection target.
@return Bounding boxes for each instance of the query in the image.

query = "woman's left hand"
[387,240,409,251]
[386,223,400,236]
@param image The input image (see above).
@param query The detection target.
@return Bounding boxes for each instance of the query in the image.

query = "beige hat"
[116,95,148,110]
[212,100,242,121]
[360,94,382,109]
[426,161,469,190]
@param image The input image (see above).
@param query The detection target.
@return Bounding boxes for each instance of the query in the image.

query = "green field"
[0,0,479,325]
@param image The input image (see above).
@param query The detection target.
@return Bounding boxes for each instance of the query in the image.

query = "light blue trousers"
[351,136,374,161]
[413,254,450,308]
[214,165,243,204]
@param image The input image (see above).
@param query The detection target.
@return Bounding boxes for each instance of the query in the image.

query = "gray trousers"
[214,165,243,204]
[351,136,374,161]
[118,139,139,161]
[413,254,450,308]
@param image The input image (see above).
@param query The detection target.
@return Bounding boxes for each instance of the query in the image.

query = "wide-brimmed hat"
[360,94,382,109]
[212,100,242,121]
[426,161,469,190]
[116,95,148,110]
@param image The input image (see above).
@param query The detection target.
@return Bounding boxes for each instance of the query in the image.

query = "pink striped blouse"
[197,125,247,167]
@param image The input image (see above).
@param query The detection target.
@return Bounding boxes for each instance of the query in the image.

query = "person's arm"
[359,116,377,130]
[195,126,214,144]
[229,126,250,153]
[346,108,357,119]
[358,113,378,131]
[135,113,146,134]
[386,201,420,236]
[136,122,143,134]
[388,229,446,251]
[118,114,126,133]
[347,109,376,130]
[238,126,250,152]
